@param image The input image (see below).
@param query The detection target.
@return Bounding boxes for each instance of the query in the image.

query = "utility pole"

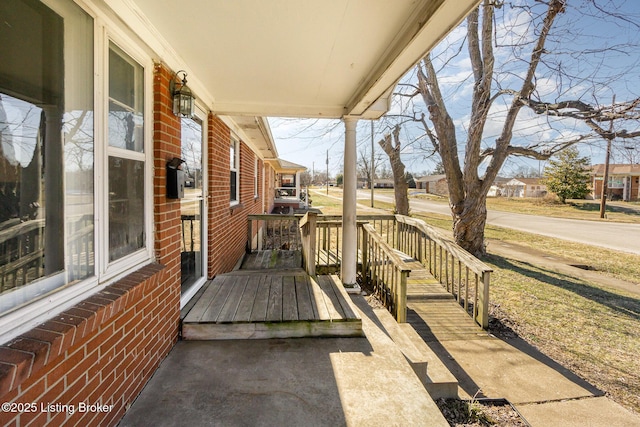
[326,150,329,195]
[370,120,375,207]
[600,95,615,219]
[312,161,315,185]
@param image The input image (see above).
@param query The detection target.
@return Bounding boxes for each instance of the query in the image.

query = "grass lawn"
[309,188,640,414]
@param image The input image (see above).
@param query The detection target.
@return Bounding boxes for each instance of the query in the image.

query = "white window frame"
[99,34,154,281]
[230,136,240,205]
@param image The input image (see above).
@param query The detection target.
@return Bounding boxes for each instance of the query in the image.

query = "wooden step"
[182,272,362,340]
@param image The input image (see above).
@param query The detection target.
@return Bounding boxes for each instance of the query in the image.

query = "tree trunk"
[379,126,409,216]
[452,192,487,257]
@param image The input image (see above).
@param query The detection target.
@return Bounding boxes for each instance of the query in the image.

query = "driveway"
[356,190,640,255]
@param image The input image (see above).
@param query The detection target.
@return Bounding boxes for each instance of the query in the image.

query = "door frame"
[180,104,208,309]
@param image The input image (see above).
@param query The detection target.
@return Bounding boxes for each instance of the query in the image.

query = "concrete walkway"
[119,294,449,427]
[408,290,640,427]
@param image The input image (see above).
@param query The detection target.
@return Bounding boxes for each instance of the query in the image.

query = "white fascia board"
[346,0,481,118]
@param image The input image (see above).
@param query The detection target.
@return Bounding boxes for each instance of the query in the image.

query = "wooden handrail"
[395,215,492,276]
[394,214,491,329]
[362,223,411,322]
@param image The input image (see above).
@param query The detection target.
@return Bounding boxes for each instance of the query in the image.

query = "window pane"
[109,157,144,261]
[181,117,202,191]
[108,44,144,152]
[0,0,94,313]
[230,171,237,201]
[230,141,236,170]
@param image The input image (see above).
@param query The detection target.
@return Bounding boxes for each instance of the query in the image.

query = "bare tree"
[378,125,410,215]
[357,146,384,188]
[394,0,640,257]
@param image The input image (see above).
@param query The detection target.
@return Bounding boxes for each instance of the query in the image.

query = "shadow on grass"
[486,254,640,321]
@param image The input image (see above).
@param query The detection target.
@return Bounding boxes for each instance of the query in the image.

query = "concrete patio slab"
[119,295,448,427]
[515,396,640,427]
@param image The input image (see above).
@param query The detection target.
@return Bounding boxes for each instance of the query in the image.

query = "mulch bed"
[436,398,530,427]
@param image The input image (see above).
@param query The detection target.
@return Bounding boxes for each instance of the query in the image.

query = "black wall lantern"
[171,70,195,118]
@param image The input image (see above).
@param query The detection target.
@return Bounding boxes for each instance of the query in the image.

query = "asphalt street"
[356,190,640,255]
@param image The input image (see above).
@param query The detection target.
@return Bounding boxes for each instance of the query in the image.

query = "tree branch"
[480,134,591,160]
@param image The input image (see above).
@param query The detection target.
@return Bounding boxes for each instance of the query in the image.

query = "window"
[108,43,146,261]
[0,0,94,315]
[254,155,259,198]
[281,174,295,187]
[0,0,153,344]
[230,138,239,203]
[608,176,624,188]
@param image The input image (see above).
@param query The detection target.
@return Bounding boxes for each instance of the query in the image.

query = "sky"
[268,0,640,179]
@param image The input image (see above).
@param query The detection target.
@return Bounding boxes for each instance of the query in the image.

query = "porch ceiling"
[111,0,479,119]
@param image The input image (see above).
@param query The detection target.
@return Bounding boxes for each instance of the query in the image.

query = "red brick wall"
[207,116,264,277]
[152,63,182,282]
[0,59,271,425]
[0,63,181,426]
[0,264,177,427]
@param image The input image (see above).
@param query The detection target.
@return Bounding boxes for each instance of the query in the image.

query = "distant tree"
[431,161,445,175]
[513,165,541,179]
[377,164,393,179]
[314,171,329,186]
[336,173,343,186]
[406,172,416,188]
[542,147,591,203]
[357,147,384,189]
[299,170,312,187]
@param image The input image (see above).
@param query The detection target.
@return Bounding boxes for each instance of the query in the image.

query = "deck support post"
[341,116,358,286]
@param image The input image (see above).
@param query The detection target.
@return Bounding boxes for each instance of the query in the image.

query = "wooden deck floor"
[240,250,302,270]
[182,268,362,340]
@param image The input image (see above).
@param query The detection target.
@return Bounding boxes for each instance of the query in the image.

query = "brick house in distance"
[0,0,479,425]
[591,164,640,201]
[416,174,448,196]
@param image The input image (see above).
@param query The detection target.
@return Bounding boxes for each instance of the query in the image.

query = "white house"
[503,178,548,198]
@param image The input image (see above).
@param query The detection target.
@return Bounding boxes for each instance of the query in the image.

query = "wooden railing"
[299,212,317,275]
[247,213,491,328]
[247,214,302,252]
[361,223,411,322]
[395,215,492,328]
[309,214,396,274]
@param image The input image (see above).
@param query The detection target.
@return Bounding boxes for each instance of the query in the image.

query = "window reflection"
[0,0,95,308]
[108,157,144,261]
[107,43,145,262]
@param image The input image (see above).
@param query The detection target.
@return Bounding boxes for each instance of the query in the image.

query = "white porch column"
[341,116,358,286]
